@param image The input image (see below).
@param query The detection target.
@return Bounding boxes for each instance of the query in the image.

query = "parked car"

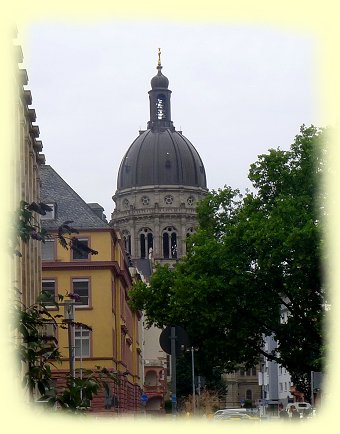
[214,408,246,418]
[216,413,259,422]
[214,408,259,420]
[286,402,312,417]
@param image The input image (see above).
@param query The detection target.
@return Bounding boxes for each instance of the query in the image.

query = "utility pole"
[64,300,76,380]
[170,326,177,415]
[159,325,189,416]
[261,359,266,417]
[191,347,195,415]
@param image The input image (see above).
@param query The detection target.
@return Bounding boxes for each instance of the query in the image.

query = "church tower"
[111,50,208,273]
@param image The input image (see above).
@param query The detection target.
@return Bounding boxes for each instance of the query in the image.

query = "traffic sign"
[140,394,148,402]
[159,325,189,355]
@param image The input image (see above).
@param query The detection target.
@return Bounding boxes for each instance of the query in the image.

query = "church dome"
[151,69,169,89]
[112,51,208,265]
[117,129,206,189]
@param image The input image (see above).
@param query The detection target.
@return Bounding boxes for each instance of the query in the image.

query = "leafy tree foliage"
[16,297,62,398]
[129,125,327,398]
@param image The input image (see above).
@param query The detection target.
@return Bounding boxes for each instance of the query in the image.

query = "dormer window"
[40,203,55,220]
[72,238,90,260]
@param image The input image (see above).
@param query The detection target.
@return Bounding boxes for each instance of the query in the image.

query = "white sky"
[22,20,318,218]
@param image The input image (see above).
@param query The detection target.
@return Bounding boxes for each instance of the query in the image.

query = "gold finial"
[157,48,161,67]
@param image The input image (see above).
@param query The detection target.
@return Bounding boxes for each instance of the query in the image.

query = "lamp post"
[63,299,76,380]
[191,347,196,415]
[170,326,177,415]
[261,359,266,417]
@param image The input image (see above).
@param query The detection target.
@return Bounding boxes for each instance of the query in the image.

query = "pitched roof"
[133,258,152,279]
[40,164,110,231]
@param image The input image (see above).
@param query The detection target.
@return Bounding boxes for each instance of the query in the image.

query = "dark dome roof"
[117,129,207,190]
[151,69,169,89]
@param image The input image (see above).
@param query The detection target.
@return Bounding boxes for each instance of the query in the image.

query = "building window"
[162,227,177,259]
[42,279,56,306]
[122,230,131,254]
[284,382,287,391]
[40,203,55,220]
[123,198,129,208]
[139,228,153,259]
[187,196,194,206]
[72,279,89,306]
[75,326,90,358]
[164,195,174,205]
[186,227,195,238]
[186,227,195,252]
[145,370,158,386]
[246,389,252,401]
[72,238,90,260]
[141,196,150,206]
[252,367,257,376]
[156,94,166,120]
[240,368,245,376]
[42,239,55,261]
[279,382,283,392]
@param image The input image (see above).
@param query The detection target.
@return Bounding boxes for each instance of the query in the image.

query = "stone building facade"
[223,366,262,408]
[13,35,45,309]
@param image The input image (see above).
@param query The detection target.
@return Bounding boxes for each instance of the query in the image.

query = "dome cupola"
[112,50,208,265]
[150,70,169,89]
[116,49,207,191]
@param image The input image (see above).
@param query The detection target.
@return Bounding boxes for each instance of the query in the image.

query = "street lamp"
[191,347,196,415]
[261,358,266,417]
[186,346,198,415]
[63,299,76,380]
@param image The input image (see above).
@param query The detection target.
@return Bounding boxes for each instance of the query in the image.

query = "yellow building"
[13,36,45,309]
[11,33,46,405]
[40,164,142,413]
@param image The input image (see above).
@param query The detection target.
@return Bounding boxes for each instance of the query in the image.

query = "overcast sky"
[22,20,318,218]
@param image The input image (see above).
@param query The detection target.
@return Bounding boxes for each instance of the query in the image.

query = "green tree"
[129,125,327,398]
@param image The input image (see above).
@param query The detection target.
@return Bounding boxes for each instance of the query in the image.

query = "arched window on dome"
[186,227,195,238]
[156,94,167,120]
[139,228,153,259]
[122,230,131,255]
[186,227,195,252]
[162,226,177,259]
